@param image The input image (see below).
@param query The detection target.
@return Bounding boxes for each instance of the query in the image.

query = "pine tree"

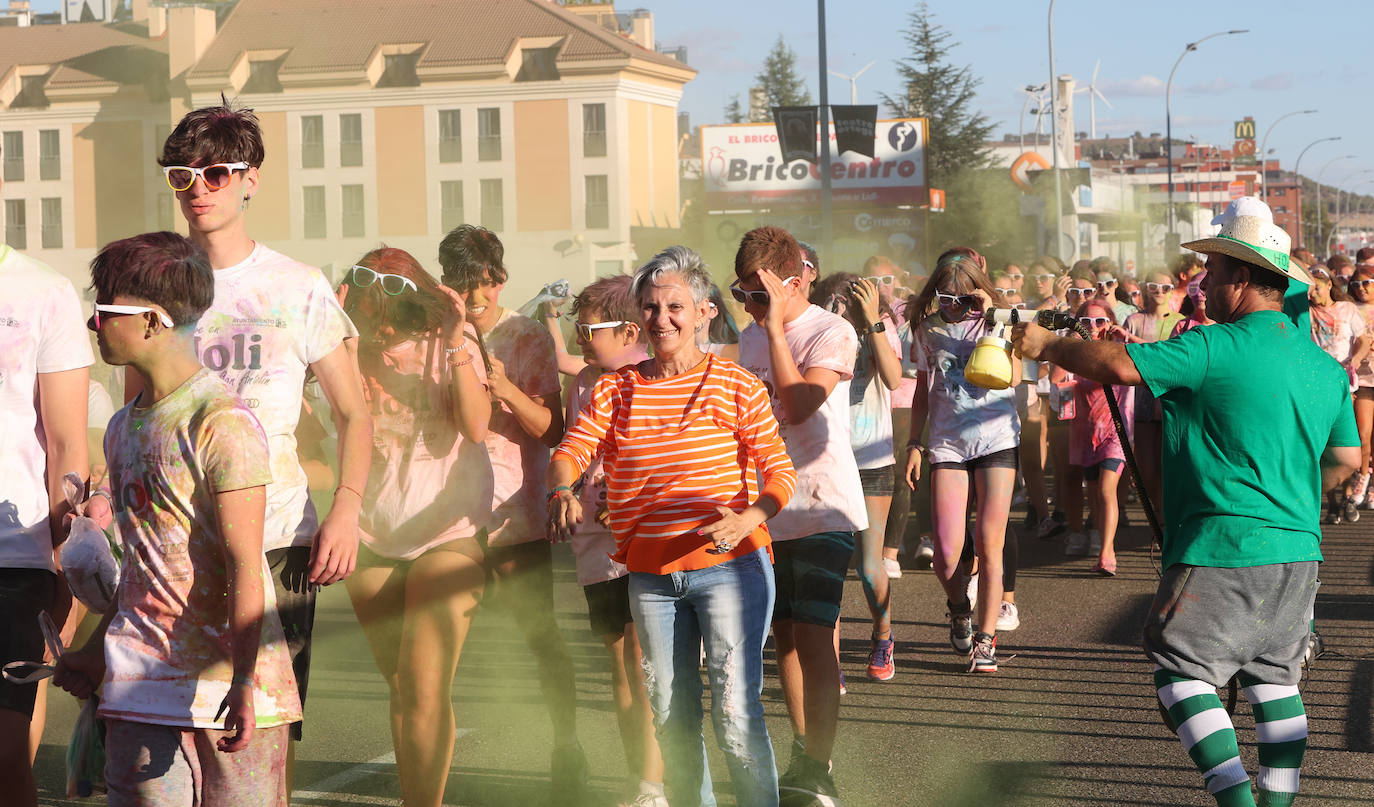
[882,2,994,184]
[756,35,812,109]
[724,94,745,124]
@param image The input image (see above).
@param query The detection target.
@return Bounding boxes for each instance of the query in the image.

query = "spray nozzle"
[984,307,1078,331]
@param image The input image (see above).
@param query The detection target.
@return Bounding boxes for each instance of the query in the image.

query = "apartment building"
[0,0,693,299]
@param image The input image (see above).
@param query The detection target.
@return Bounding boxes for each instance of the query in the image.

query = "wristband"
[444,345,467,355]
[335,483,363,500]
[906,440,927,453]
[446,350,474,368]
[86,488,114,509]
[547,485,573,501]
[231,674,254,686]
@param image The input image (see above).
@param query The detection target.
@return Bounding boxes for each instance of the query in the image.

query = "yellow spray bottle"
[965,322,1014,390]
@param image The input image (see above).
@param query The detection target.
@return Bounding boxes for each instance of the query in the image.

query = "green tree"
[882,2,994,185]
[756,35,812,108]
[724,94,745,124]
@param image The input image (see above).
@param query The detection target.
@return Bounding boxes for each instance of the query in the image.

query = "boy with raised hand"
[136,102,371,765]
[0,154,97,807]
[55,232,301,806]
[735,227,867,806]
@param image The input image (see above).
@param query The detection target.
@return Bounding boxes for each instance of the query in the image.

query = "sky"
[28,0,1373,193]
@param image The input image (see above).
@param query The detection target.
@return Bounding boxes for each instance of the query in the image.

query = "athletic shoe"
[551,742,589,802]
[779,754,841,807]
[1036,511,1067,540]
[1343,497,1361,524]
[1064,531,1089,556]
[1354,473,1371,503]
[1021,505,1039,531]
[968,632,998,673]
[838,670,846,696]
[1304,629,1325,667]
[996,601,1020,632]
[1088,529,1102,555]
[1323,503,1343,525]
[622,792,670,807]
[867,634,895,681]
[882,557,902,579]
[1362,489,1374,510]
[1092,557,1117,577]
[914,536,935,568]
[948,605,974,653]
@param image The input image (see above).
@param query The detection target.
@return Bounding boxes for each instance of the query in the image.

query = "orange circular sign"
[1011,151,1052,192]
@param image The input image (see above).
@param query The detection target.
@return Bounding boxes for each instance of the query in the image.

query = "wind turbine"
[1074,60,1113,139]
[828,61,875,105]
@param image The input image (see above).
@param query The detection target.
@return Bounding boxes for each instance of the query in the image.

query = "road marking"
[292,729,474,805]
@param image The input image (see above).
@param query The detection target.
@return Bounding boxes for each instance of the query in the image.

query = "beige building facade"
[0,0,692,300]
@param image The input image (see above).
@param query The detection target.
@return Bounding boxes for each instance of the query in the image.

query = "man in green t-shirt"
[1012,202,1359,807]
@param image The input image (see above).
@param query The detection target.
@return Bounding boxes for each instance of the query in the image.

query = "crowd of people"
[0,100,1363,807]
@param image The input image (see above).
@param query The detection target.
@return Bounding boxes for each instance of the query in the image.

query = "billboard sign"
[700,118,927,209]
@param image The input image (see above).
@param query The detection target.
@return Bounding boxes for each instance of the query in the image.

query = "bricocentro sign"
[700,118,927,209]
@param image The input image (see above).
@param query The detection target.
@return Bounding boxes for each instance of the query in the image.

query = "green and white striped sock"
[1239,674,1305,807]
[1155,667,1255,807]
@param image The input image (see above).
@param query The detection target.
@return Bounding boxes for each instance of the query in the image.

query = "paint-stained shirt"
[0,245,93,572]
[99,369,301,730]
[912,314,1019,464]
[482,309,561,546]
[358,333,493,560]
[194,243,357,552]
[553,354,796,574]
[738,305,868,541]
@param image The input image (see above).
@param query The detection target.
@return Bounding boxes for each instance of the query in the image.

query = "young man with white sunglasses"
[0,148,102,807]
[131,101,373,780]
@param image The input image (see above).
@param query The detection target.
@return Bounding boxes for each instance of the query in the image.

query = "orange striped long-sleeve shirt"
[552,354,797,574]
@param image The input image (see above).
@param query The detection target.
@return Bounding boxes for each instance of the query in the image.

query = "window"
[515,46,560,82]
[340,114,363,167]
[583,104,606,158]
[440,180,464,233]
[477,108,501,161]
[3,132,22,182]
[377,53,420,88]
[156,195,174,231]
[12,75,47,108]
[40,198,61,249]
[4,200,25,249]
[479,179,503,231]
[301,116,324,169]
[438,110,461,163]
[242,59,284,94]
[38,130,59,180]
[303,186,326,239]
[585,175,608,229]
[341,184,365,237]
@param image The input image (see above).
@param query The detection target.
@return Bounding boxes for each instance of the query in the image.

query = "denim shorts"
[772,531,856,628]
[1081,457,1126,481]
[930,446,1019,472]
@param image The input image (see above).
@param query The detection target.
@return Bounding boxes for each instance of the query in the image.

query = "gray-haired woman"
[548,247,797,807]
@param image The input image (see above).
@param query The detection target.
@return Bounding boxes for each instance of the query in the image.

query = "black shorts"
[0,568,56,719]
[773,532,855,628]
[858,465,896,497]
[266,546,316,741]
[583,575,634,637]
[931,446,1019,472]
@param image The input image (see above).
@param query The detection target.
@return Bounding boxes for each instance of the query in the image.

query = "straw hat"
[1182,212,1312,286]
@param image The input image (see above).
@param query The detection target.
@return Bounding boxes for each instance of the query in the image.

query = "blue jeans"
[629,548,778,807]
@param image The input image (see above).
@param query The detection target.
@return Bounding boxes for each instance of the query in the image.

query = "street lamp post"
[1047,0,1063,260]
[1257,109,1317,198]
[1335,170,1374,232]
[1019,84,1046,152]
[1165,29,1247,245]
[1292,136,1341,249]
[1316,155,1356,252]
[1330,178,1374,254]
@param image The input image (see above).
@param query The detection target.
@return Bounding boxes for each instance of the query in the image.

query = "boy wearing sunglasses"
[139,102,373,762]
[0,155,99,807]
[736,228,865,806]
[57,232,302,804]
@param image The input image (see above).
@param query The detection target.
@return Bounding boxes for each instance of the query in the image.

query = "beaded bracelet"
[546,485,573,501]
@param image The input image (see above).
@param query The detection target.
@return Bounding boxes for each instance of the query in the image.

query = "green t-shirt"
[1125,310,1357,569]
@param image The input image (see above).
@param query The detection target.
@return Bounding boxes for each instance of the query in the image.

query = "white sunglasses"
[351,265,417,295]
[91,302,175,329]
[575,320,628,340]
[162,162,250,192]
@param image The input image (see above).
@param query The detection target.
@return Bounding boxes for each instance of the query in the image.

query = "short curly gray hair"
[631,246,712,305]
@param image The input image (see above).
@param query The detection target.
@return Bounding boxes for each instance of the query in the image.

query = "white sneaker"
[882,557,902,579]
[1363,489,1374,510]
[996,601,1020,632]
[622,791,670,807]
[1064,532,1089,556]
[1088,529,1102,555]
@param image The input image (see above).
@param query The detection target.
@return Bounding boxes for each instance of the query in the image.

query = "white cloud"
[1250,73,1294,91]
[1098,74,1166,98]
[1183,78,1236,94]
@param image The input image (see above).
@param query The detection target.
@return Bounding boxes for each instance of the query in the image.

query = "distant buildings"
[0,0,693,298]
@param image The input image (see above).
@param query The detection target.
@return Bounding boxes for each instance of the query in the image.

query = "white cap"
[1211,195,1272,226]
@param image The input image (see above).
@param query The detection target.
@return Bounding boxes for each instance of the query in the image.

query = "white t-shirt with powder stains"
[739,304,868,541]
[99,369,301,730]
[193,243,357,552]
[913,315,1020,464]
[0,245,94,572]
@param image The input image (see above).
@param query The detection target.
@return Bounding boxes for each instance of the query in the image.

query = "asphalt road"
[32,503,1374,806]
